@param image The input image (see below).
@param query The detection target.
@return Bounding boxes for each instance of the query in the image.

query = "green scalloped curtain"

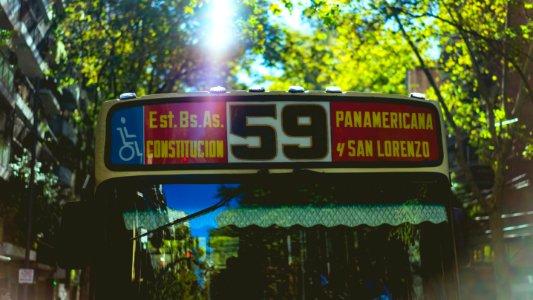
[123,209,187,230]
[123,203,448,230]
[216,203,448,228]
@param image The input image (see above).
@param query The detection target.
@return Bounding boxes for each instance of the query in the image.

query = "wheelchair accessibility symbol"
[116,117,142,162]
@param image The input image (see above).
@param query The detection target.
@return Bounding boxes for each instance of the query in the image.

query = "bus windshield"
[93,175,455,300]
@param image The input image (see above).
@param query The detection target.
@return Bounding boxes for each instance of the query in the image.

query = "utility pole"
[22,79,39,300]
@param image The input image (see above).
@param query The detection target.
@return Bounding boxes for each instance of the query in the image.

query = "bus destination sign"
[108,98,442,169]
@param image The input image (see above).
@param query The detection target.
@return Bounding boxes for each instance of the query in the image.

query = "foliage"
[429,0,532,165]
[238,1,424,92]
[236,0,285,59]
[0,149,61,245]
[238,0,532,298]
[148,264,206,300]
[56,0,199,97]
[145,224,207,299]
[10,150,59,200]
[54,0,272,98]
[0,29,14,48]
[53,0,271,184]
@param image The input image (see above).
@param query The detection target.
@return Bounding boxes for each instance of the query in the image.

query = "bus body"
[60,91,459,299]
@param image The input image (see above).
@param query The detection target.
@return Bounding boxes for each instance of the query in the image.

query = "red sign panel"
[331,102,440,162]
[143,102,227,165]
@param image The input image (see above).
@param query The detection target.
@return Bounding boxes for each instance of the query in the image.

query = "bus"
[58,88,460,300]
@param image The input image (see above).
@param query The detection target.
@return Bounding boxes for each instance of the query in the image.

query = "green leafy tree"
[53,0,281,184]
[0,29,14,48]
[379,2,532,298]
[239,2,421,92]
[146,225,207,300]
[0,150,61,247]
[55,0,213,97]
[239,1,532,298]
[53,0,238,183]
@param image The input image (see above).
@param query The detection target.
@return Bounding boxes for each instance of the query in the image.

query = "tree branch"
[442,2,500,154]
[511,41,533,116]
[404,7,533,107]
[389,7,488,208]
[394,7,533,62]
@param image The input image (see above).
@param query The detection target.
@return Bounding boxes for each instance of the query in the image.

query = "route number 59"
[228,102,331,162]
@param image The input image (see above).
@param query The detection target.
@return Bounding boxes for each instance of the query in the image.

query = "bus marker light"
[409,92,425,99]
[209,86,226,93]
[119,92,137,100]
[288,86,305,93]
[325,86,342,93]
[249,86,265,92]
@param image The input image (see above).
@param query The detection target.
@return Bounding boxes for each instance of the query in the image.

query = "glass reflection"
[119,182,452,300]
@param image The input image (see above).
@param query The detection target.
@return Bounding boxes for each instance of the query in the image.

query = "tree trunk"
[489,205,512,300]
